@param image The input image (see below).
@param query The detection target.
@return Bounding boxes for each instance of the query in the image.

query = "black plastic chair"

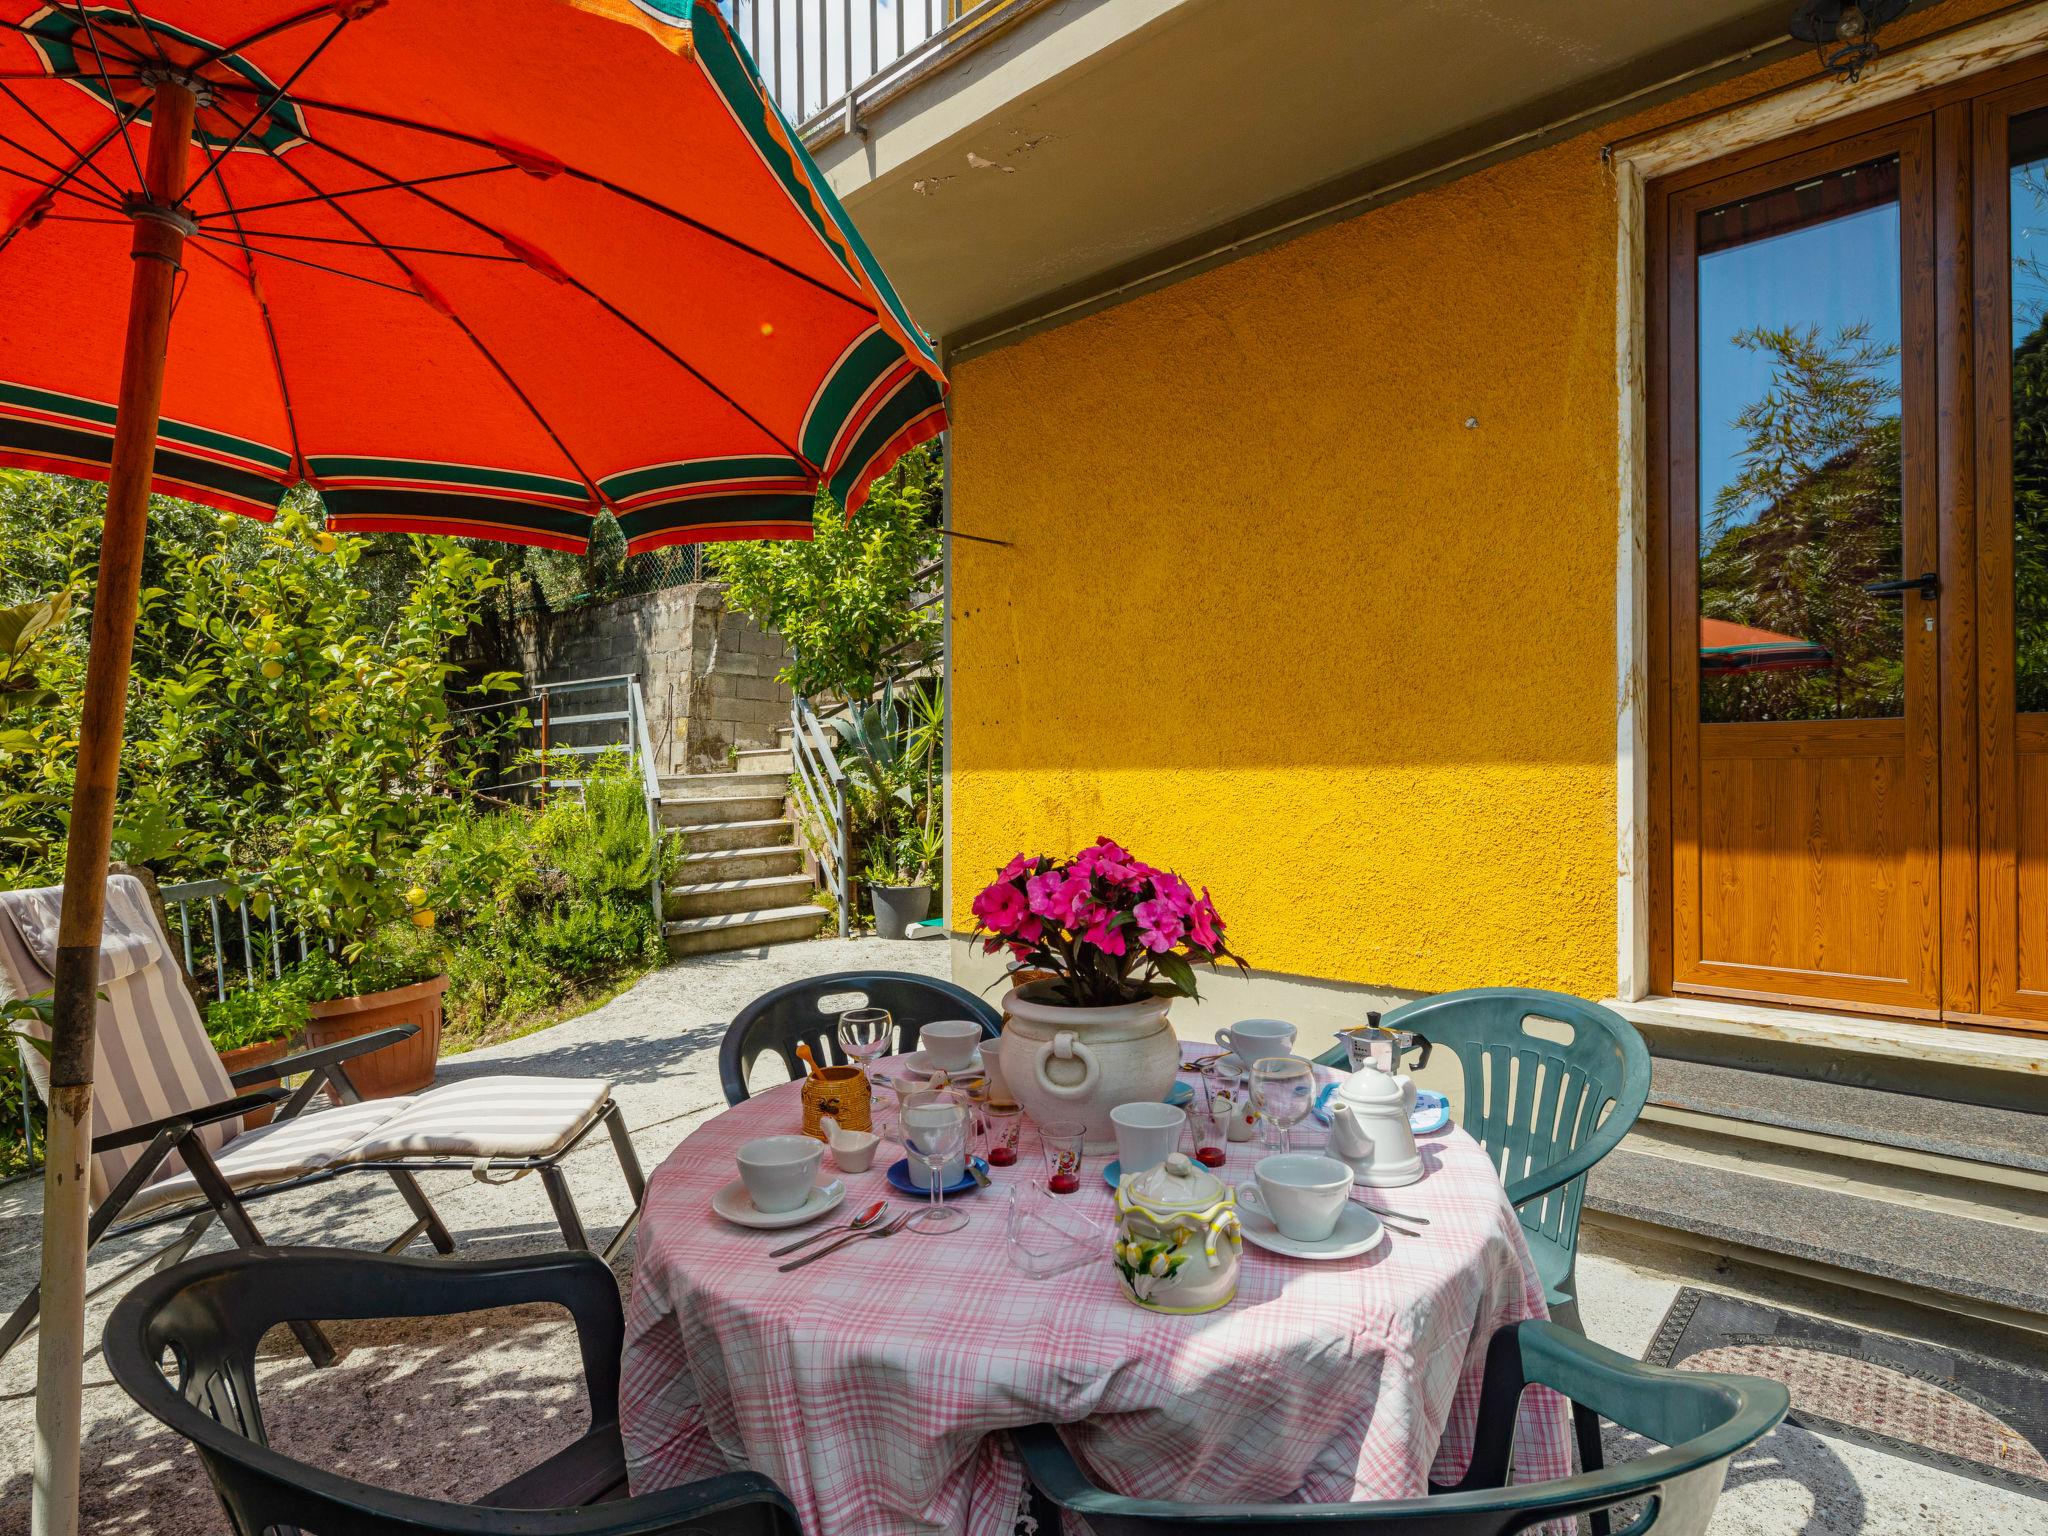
[1014,1318,1787,1535]
[104,1246,800,1536]
[719,970,1002,1105]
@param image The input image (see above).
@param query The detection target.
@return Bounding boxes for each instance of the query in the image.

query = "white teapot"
[1325,1064,1424,1188]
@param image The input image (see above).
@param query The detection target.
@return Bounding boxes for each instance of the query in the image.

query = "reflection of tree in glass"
[2011,159,2048,338]
[2012,313,2048,713]
[1700,323,1903,723]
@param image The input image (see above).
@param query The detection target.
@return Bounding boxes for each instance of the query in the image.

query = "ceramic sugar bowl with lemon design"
[1112,1153,1242,1313]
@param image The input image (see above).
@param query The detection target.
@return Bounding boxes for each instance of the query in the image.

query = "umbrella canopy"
[0,7,944,1533]
[1699,616,1834,675]
[0,0,946,551]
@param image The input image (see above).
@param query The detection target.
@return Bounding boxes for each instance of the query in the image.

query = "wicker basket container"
[800,1065,871,1140]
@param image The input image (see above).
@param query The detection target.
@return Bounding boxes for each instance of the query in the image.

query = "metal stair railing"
[787,694,854,937]
[463,672,665,929]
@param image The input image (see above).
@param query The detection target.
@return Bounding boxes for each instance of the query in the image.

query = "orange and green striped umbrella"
[0,0,947,552]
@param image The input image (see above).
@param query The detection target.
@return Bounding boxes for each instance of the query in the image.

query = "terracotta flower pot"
[304,973,448,1100]
[214,1037,292,1129]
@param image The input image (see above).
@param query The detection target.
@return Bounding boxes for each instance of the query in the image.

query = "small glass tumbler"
[1040,1119,1086,1194]
[1191,1082,1229,1168]
[984,1101,1024,1167]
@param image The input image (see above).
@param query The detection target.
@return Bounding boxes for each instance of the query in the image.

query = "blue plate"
[1411,1089,1451,1135]
[885,1156,985,1198]
[1165,1080,1194,1107]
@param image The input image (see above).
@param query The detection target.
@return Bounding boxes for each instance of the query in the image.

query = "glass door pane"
[2009,112,2048,715]
[1695,158,1906,724]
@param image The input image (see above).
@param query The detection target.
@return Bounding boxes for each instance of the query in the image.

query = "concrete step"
[664,873,817,920]
[677,844,803,882]
[1586,1145,2048,1332]
[664,903,827,958]
[660,794,786,828]
[657,769,790,800]
[1644,1056,2048,1180]
[736,747,793,774]
[677,817,794,852]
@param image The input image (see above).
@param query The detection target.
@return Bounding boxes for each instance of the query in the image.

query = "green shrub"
[284,921,445,1005]
[204,983,308,1052]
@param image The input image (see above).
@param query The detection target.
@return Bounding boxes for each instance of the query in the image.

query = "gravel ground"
[1,935,2039,1536]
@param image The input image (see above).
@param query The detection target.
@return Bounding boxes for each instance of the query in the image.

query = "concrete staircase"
[657,745,827,957]
[1585,1004,2048,1335]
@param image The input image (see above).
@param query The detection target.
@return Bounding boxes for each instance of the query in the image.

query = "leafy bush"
[717,448,940,701]
[203,983,308,1052]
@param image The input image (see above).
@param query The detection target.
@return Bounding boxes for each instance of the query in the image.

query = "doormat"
[1645,1288,2048,1499]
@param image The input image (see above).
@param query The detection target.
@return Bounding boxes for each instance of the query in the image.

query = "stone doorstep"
[1611,995,2048,1078]
[1585,1146,2048,1328]
[657,770,790,798]
[677,818,793,852]
[677,844,803,879]
[664,873,817,920]
[1646,1057,2048,1177]
[660,794,787,828]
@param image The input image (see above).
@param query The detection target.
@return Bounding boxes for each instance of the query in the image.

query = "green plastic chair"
[1013,1318,1788,1534]
[1316,988,1651,1329]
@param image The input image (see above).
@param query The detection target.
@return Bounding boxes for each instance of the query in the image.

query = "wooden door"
[1664,122,1944,1016]
[1971,82,2048,1027]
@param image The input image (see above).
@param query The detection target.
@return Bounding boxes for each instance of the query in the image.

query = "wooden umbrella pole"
[32,79,194,1536]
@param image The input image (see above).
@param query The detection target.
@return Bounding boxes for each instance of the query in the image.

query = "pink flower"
[1133,896,1185,954]
[999,853,1043,881]
[1028,869,1092,928]
[1081,912,1127,957]
[973,879,1028,934]
[1188,890,1222,951]
[1149,872,1195,916]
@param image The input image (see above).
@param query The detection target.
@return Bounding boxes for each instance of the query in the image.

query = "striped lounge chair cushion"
[123,1098,413,1220]
[338,1075,611,1163]
[0,876,243,1207]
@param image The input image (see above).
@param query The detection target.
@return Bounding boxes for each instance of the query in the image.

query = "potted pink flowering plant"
[971,839,1245,1149]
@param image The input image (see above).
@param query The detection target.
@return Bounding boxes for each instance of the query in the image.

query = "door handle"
[1862,571,1939,600]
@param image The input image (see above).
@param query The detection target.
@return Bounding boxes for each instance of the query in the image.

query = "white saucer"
[1236,1201,1384,1260]
[902,1047,983,1076]
[711,1178,845,1230]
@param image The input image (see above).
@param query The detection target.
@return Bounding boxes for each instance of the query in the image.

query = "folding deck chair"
[1,876,646,1367]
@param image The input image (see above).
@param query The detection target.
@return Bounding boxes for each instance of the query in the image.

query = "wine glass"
[1250,1056,1316,1154]
[901,1088,969,1232]
[838,1006,893,1080]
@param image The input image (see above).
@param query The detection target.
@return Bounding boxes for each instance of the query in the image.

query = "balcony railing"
[725,0,1024,143]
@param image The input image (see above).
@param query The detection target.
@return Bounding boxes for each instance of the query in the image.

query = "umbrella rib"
[203,81,876,316]
[0,76,133,201]
[0,160,119,213]
[180,15,348,207]
[307,133,821,472]
[209,162,515,221]
[68,5,146,188]
[246,142,610,513]
[187,228,422,297]
[213,174,307,478]
[209,2,349,64]
[25,8,151,66]
[0,126,124,208]
[0,95,145,252]
[219,226,523,261]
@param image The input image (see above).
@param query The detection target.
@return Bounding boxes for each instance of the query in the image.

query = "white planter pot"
[999,981,1180,1153]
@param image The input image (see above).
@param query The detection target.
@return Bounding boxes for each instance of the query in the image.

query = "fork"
[776,1211,913,1271]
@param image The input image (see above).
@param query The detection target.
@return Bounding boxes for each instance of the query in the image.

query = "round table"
[621,1046,1567,1536]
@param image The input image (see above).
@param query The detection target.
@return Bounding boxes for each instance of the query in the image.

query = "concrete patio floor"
[1,938,2041,1535]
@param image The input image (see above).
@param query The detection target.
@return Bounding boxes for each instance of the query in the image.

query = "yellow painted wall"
[945,3,1995,998]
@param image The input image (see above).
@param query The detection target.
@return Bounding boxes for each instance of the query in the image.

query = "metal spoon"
[766,1200,889,1258]
[776,1211,913,1272]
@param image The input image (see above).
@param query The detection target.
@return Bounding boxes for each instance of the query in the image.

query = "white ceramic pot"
[1000,981,1180,1152]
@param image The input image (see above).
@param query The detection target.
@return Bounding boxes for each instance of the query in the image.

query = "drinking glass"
[1250,1056,1316,1153]
[1191,1078,1229,1167]
[838,1007,893,1081]
[1040,1119,1086,1195]
[984,1101,1024,1167]
[902,1088,969,1233]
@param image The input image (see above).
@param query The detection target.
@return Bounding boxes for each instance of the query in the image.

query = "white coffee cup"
[921,1019,983,1071]
[1215,1018,1296,1063]
[1110,1101,1186,1178]
[735,1134,825,1214]
[1238,1153,1353,1242]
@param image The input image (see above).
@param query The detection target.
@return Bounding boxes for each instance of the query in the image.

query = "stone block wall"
[499,582,792,775]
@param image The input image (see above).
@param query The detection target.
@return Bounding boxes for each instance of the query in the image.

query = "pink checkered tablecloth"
[621,1046,1570,1534]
